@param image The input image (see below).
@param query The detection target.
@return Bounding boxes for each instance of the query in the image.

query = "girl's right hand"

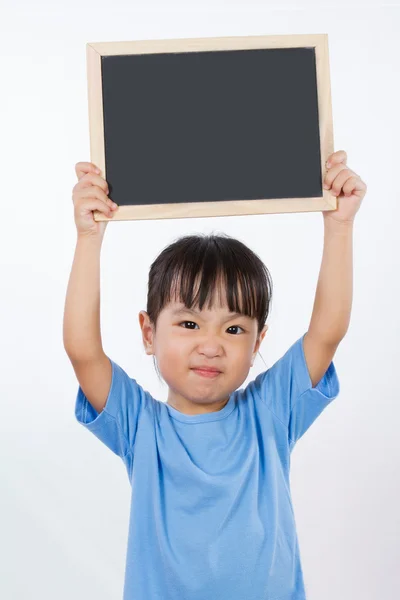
[72,162,118,237]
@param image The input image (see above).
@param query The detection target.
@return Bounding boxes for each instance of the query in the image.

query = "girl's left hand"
[322,150,367,224]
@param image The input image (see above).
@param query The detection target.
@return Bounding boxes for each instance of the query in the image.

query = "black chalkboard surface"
[86,34,336,221]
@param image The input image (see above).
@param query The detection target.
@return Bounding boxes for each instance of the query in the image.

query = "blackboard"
[86,34,336,221]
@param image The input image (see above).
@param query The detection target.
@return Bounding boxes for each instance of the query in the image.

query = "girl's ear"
[251,324,268,365]
[258,324,268,344]
[139,311,154,355]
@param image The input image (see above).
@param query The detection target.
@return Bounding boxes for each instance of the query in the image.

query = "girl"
[64,154,365,599]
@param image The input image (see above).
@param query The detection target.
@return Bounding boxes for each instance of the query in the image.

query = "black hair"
[145,232,273,381]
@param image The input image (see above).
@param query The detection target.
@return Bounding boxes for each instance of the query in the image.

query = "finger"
[326,150,347,168]
[343,176,367,197]
[342,175,360,196]
[74,186,116,209]
[329,170,355,196]
[75,172,109,195]
[76,198,114,218]
[75,162,101,180]
[324,164,351,189]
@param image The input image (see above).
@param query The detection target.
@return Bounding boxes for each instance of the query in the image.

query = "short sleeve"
[251,332,340,449]
[74,358,149,475]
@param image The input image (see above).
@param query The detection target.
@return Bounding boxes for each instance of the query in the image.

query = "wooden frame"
[86,34,336,222]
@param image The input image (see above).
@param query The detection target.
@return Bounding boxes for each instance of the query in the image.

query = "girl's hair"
[145,232,273,382]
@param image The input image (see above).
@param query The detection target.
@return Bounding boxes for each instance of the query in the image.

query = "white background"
[1,1,399,598]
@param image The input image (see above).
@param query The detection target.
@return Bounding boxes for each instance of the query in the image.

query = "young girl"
[64,155,366,600]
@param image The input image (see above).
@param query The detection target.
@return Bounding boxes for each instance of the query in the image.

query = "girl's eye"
[180,321,199,330]
[179,321,244,335]
[227,325,244,335]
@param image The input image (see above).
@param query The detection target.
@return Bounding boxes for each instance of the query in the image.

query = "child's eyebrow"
[171,308,250,321]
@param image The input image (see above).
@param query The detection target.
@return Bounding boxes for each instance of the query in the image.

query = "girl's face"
[139,299,268,415]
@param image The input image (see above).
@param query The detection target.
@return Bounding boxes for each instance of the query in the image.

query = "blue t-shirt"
[75,332,339,600]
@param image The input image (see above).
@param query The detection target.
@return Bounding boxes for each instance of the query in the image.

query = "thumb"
[75,161,101,181]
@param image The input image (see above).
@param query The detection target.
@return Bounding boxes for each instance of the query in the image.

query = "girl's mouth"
[192,369,221,378]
